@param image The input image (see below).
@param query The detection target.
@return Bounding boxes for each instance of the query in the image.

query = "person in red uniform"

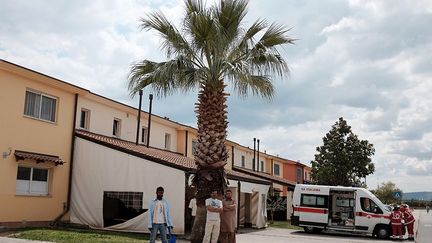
[390,206,403,241]
[400,204,415,241]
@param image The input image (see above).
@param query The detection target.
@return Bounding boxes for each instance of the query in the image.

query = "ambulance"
[291,184,392,239]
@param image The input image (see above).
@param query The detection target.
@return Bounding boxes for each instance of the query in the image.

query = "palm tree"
[128,0,294,241]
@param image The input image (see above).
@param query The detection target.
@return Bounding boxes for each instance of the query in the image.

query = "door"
[355,197,385,232]
[329,190,356,228]
[297,193,329,226]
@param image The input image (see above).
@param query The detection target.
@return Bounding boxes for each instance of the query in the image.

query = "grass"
[268,220,303,230]
[6,227,149,243]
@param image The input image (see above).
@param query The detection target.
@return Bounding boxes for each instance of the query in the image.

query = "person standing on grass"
[203,190,223,243]
[220,189,237,243]
[148,186,173,243]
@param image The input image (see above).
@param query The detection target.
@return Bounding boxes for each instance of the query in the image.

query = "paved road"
[1,210,428,243]
[236,228,392,243]
[416,209,432,243]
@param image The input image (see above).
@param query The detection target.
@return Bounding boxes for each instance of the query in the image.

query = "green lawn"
[6,227,149,243]
[268,220,302,230]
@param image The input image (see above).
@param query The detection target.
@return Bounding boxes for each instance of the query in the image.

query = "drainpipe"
[135,90,143,145]
[237,180,241,229]
[146,94,153,148]
[185,131,188,156]
[52,93,78,225]
[231,146,235,168]
[184,171,190,232]
[253,138,256,171]
[271,159,274,175]
[257,139,260,172]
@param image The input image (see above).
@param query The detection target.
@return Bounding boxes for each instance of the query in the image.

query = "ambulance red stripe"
[355,212,390,219]
[293,207,328,214]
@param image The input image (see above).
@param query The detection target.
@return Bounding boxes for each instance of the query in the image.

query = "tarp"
[70,138,185,234]
[236,181,269,228]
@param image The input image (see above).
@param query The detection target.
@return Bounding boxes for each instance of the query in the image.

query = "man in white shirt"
[188,197,197,227]
[203,190,223,243]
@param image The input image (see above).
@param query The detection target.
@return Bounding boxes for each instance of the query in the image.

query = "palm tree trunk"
[190,82,228,243]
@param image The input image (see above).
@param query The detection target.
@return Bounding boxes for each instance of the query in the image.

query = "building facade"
[0,60,83,227]
[0,59,311,229]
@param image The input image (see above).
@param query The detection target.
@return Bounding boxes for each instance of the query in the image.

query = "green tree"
[371,181,403,204]
[311,117,375,186]
[127,0,294,241]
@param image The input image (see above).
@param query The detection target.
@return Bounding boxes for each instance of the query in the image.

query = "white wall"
[70,137,185,234]
[76,96,177,152]
[232,146,255,170]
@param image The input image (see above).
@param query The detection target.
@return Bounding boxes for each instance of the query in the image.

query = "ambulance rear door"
[296,186,330,227]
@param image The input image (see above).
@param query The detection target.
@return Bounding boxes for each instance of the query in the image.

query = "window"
[260,161,264,172]
[103,191,145,227]
[80,109,90,129]
[297,168,302,178]
[141,127,148,144]
[336,197,355,207]
[360,197,383,214]
[113,118,121,137]
[241,155,245,167]
[164,133,171,150]
[192,140,197,155]
[273,164,280,176]
[24,90,57,122]
[16,166,49,195]
[300,194,328,208]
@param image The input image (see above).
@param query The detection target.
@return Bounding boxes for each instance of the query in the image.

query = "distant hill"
[403,192,432,201]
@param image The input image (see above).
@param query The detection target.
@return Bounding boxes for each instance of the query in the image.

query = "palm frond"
[232,73,275,100]
[249,51,289,77]
[213,0,248,50]
[256,23,295,49]
[223,60,274,99]
[129,0,295,100]
[128,58,201,97]
[227,18,268,61]
[140,12,192,58]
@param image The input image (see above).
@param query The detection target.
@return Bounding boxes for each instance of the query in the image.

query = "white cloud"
[1,0,432,192]
[321,17,365,34]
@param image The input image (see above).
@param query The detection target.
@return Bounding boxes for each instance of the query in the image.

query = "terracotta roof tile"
[75,130,270,185]
[14,150,65,165]
[233,166,297,187]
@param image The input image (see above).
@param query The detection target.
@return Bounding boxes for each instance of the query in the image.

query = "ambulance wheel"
[304,226,322,234]
[375,225,390,239]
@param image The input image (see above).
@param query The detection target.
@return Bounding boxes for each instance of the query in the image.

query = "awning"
[14,150,65,165]
[233,166,296,190]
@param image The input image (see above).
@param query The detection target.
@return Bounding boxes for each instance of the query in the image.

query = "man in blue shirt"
[148,186,173,243]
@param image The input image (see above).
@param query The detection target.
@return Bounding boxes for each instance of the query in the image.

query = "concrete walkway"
[0,238,51,243]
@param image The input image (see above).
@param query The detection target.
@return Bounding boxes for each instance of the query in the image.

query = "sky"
[1,0,431,192]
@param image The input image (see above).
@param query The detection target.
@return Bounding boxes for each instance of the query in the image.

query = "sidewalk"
[0,237,51,243]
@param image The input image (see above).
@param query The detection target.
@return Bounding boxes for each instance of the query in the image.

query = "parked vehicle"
[291,184,392,239]
[384,204,393,212]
